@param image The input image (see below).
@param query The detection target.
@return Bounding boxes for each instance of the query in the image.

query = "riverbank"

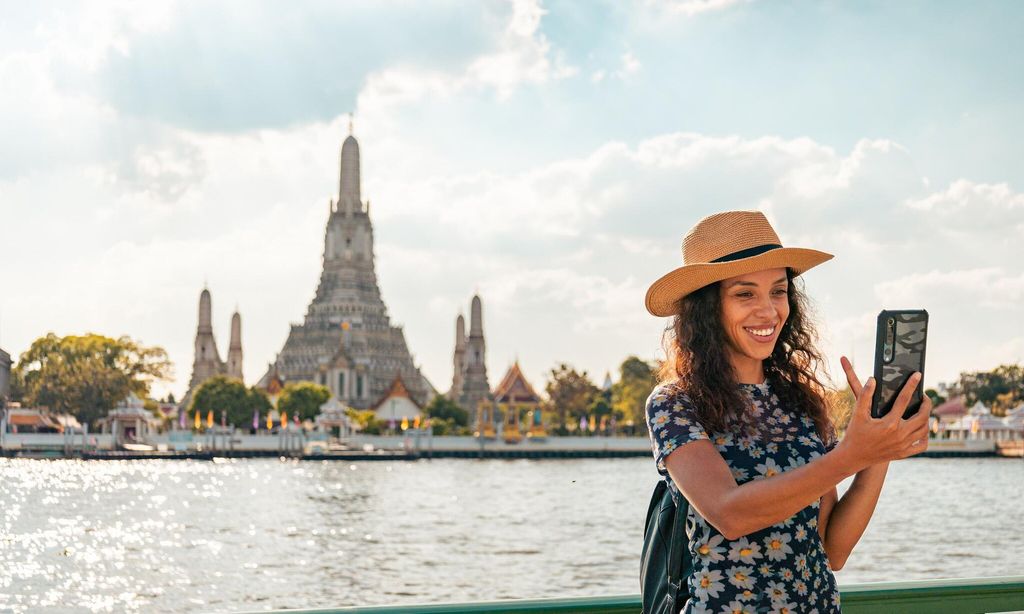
[2,432,1019,459]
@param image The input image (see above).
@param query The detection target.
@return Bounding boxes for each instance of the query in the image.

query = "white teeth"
[747,327,775,337]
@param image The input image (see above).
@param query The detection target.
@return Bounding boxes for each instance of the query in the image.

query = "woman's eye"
[736,292,753,299]
[772,288,788,296]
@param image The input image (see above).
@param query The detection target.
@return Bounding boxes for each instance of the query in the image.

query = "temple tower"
[459,294,491,424]
[262,127,434,408]
[227,310,243,381]
[181,287,235,410]
[190,288,223,386]
[448,313,466,402]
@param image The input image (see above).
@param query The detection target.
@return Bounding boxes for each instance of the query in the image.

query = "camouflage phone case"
[871,310,928,419]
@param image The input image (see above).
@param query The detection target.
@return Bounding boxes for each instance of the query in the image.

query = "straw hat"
[645,210,833,317]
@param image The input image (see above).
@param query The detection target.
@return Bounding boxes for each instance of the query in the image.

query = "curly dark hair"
[658,268,837,446]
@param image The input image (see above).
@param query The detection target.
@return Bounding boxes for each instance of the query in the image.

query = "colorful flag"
[267,412,273,431]
[401,417,409,430]
[281,411,288,430]
[253,410,259,431]
[206,410,214,428]
[194,411,200,430]
[179,408,186,429]
[579,415,588,431]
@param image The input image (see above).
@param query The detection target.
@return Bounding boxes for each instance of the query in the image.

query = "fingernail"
[911,373,922,383]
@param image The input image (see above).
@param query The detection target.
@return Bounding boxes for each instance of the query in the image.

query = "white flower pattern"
[645,381,841,613]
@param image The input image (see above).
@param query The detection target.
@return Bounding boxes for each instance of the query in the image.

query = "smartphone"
[871,309,928,419]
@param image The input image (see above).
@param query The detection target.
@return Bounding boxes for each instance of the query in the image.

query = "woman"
[644,211,931,614]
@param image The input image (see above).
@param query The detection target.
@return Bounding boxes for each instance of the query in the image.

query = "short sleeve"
[645,385,710,473]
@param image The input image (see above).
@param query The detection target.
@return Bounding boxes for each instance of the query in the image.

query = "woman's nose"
[753,297,777,319]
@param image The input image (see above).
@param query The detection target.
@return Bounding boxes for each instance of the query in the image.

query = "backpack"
[640,479,694,614]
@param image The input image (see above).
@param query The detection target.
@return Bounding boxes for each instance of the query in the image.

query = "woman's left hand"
[839,355,932,462]
[839,355,865,400]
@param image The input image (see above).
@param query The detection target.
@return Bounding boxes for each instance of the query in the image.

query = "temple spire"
[198,287,213,333]
[339,122,361,212]
[227,308,243,381]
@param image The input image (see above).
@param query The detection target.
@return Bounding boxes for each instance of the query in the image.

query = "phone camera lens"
[887,318,895,326]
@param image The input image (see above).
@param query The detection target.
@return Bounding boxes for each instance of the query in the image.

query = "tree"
[545,363,600,432]
[424,394,468,427]
[958,364,1023,416]
[345,408,381,434]
[190,376,271,428]
[924,388,946,408]
[15,333,172,426]
[277,381,331,421]
[611,356,658,431]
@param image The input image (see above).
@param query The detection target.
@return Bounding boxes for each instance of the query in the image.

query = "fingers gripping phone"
[871,309,929,419]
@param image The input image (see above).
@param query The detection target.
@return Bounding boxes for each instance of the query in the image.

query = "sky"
[1,0,1023,401]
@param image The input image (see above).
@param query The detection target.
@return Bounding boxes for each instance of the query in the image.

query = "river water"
[0,456,1021,613]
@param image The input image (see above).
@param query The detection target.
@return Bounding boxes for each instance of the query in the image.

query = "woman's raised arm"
[664,375,929,540]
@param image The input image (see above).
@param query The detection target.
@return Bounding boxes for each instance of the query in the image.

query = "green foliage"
[277,381,331,421]
[957,364,1023,416]
[544,363,600,431]
[611,356,657,429]
[424,394,468,427]
[345,408,380,433]
[924,388,946,408]
[15,332,172,426]
[429,417,453,436]
[588,395,612,417]
[190,376,271,428]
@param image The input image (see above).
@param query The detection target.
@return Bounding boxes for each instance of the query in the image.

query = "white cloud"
[357,0,577,115]
[3,1,1022,400]
[645,0,751,18]
[905,179,1024,234]
[615,51,642,78]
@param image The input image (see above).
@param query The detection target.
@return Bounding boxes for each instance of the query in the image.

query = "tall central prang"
[260,127,434,408]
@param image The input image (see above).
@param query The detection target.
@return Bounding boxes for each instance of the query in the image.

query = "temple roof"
[371,373,422,411]
[933,396,967,416]
[493,361,542,404]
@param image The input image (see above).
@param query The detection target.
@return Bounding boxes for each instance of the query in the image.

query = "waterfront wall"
[0,432,1006,457]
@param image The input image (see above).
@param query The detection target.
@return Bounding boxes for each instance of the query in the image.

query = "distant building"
[99,393,158,445]
[255,361,286,407]
[448,294,491,425]
[372,374,423,424]
[180,287,244,410]
[492,361,544,442]
[260,129,434,408]
[0,346,10,406]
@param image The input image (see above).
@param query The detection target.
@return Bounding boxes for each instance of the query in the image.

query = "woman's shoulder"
[646,381,697,414]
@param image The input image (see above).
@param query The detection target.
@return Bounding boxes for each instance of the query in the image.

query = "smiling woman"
[641,210,934,614]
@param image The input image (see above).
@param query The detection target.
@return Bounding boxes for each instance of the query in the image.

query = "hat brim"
[644,247,833,317]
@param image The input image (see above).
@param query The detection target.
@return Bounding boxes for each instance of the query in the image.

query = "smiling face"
[718,267,790,382]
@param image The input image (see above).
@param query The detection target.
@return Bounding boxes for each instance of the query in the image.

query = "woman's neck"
[729,353,765,385]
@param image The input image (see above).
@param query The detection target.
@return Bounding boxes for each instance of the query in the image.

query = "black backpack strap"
[666,490,692,605]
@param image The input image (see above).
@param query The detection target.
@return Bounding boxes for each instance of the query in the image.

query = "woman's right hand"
[835,362,932,472]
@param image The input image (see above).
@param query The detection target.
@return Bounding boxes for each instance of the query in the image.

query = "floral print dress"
[645,381,842,614]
